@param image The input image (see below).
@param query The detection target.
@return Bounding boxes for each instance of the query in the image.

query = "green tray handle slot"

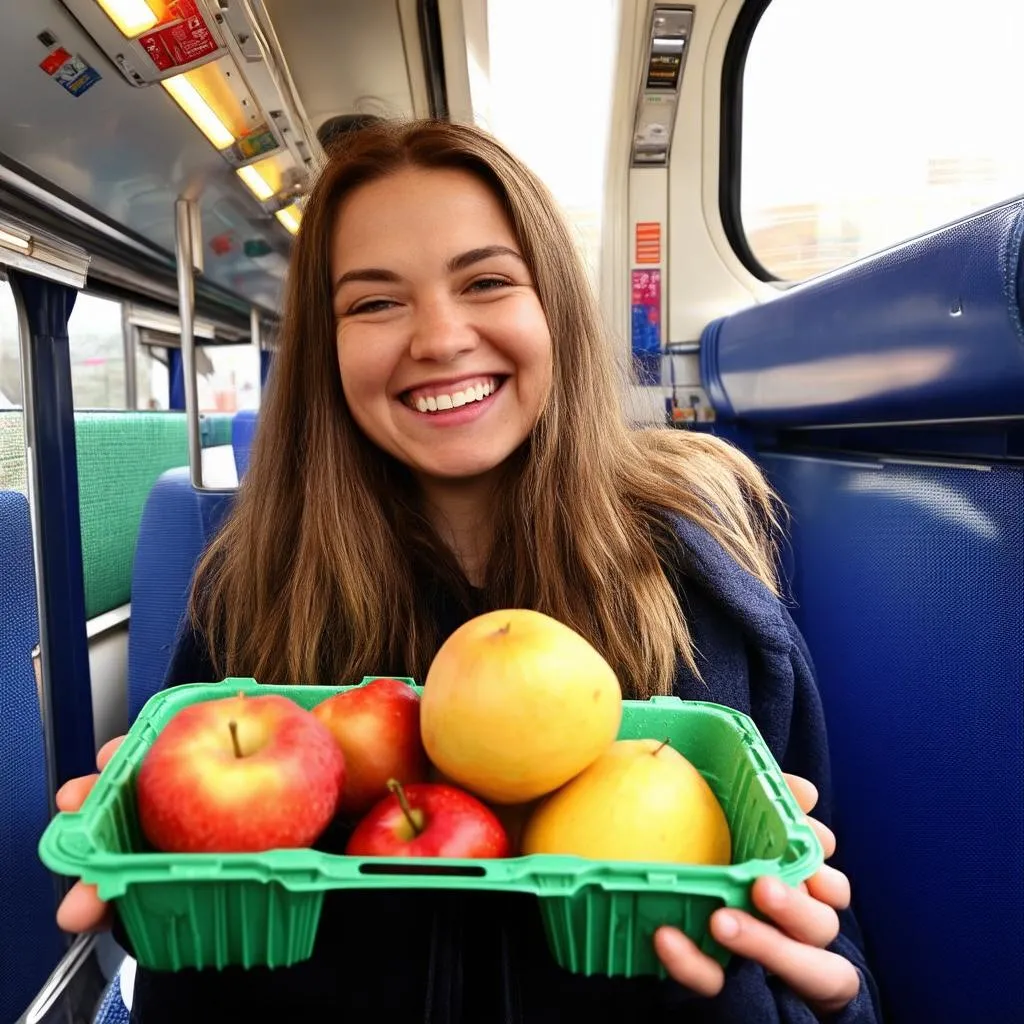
[356,861,489,878]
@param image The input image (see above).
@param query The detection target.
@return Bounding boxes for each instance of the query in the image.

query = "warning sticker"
[235,128,278,161]
[40,47,102,97]
[631,268,662,385]
[635,222,661,264]
[40,47,72,75]
[139,0,219,71]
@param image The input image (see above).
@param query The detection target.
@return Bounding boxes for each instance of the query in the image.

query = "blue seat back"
[0,491,65,1021]
[91,967,131,1024]
[127,468,234,720]
[762,454,1024,1024]
[231,410,259,480]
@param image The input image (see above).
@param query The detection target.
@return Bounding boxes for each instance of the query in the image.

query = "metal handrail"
[174,198,206,491]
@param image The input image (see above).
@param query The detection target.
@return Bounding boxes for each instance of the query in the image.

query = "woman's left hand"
[653,773,861,1017]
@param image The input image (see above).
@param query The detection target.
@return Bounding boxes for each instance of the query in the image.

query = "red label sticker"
[139,1,218,71]
[209,232,234,256]
[631,268,661,306]
[40,47,72,75]
[635,222,661,265]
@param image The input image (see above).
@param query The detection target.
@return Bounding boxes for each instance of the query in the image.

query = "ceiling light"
[161,74,235,150]
[95,0,159,39]
[275,205,301,235]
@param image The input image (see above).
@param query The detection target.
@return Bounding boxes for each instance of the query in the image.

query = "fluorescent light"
[0,225,32,255]
[237,165,275,201]
[275,205,301,235]
[96,0,159,38]
[161,75,235,150]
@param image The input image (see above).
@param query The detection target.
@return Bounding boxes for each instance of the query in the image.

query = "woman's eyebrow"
[333,245,525,295]
[446,245,524,273]
[333,267,400,293]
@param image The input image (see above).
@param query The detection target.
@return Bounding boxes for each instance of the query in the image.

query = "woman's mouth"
[401,375,506,415]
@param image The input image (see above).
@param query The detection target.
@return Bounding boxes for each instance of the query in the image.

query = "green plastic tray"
[39,677,822,977]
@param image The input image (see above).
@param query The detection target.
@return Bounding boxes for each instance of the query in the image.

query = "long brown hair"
[189,119,782,699]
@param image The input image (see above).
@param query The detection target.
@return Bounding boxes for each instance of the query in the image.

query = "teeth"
[408,378,499,414]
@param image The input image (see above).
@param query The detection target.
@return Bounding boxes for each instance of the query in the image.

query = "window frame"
[718,0,781,284]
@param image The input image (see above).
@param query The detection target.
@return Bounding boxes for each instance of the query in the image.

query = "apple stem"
[497,622,512,635]
[387,778,423,837]
[653,738,671,755]
[228,720,244,759]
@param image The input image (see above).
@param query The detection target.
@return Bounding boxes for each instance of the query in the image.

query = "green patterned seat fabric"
[0,410,232,619]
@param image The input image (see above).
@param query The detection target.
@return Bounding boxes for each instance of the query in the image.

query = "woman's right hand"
[53,735,124,933]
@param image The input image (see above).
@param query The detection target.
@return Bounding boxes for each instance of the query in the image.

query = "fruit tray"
[39,677,823,978]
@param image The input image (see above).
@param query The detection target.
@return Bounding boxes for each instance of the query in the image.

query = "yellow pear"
[520,738,732,865]
[420,609,622,804]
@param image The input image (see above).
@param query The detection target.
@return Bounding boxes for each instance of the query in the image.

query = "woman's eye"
[467,276,512,294]
[348,298,397,315]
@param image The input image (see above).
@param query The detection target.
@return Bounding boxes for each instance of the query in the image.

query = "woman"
[55,120,881,1022]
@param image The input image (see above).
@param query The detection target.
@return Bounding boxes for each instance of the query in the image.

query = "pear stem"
[228,721,244,759]
[388,778,423,837]
[653,738,671,755]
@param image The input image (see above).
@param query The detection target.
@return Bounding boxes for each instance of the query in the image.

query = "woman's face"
[331,166,553,484]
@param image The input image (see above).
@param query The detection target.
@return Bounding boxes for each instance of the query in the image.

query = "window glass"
[198,345,260,412]
[0,278,27,494]
[68,292,126,408]
[136,343,169,410]
[0,278,20,408]
[480,0,619,282]
[740,0,1024,282]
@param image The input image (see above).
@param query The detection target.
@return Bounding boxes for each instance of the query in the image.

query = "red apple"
[345,780,510,859]
[136,692,345,854]
[312,678,428,818]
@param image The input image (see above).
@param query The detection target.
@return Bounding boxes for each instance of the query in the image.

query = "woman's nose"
[408,298,478,362]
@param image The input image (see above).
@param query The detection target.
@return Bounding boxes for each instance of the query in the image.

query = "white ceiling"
[0,0,421,314]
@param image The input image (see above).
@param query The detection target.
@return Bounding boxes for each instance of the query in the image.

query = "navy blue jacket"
[123,516,883,1023]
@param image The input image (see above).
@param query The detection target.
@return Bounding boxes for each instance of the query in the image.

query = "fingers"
[96,735,125,772]
[709,908,861,1014]
[653,926,725,998]
[54,738,125,813]
[808,816,837,859]
[56,881,112,934]
[806,864,851,911]
[782,772,818,814]
[55,774,98,813]
[52,738,125,937]
[781,775,839,861]
[751,876,839,948]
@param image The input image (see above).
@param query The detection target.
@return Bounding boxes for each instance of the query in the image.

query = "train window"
[0,277,27,494]
[481,0,617,281]
[135,343,169,410]
[0,278,20,408]
[68,292,126,408]
[197,345,260,413]
[737,0,1024,282]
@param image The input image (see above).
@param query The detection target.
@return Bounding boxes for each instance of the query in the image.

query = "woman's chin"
[408,451,511,484]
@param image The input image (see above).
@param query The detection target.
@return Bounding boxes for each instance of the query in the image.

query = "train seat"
[0,490,66,1022]
[699,197,1024,1023]
[91,963,131,1024]
[231,409,259,479]
[126,467,234,721]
